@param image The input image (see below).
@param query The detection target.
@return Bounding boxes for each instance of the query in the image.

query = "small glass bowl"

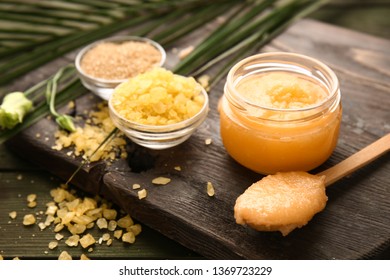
[108,88,209,150]
[75,36,166,100]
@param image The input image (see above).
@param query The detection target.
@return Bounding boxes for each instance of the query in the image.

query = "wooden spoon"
[234,133,390,236]
[319,133,390,186]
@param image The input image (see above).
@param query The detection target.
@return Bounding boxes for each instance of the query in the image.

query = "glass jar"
[220,52,342,174]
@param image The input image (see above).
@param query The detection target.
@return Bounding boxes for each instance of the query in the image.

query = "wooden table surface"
[0,1,389,260]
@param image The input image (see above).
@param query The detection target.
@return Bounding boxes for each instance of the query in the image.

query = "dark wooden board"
[4,19,390,259]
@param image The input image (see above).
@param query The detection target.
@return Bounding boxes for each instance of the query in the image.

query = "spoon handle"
[318,133,390,187]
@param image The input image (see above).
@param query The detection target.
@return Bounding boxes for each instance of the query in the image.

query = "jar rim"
[75,35,166,84]
[225,52,340,114]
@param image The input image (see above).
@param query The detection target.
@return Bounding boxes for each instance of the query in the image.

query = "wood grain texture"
[0,171,200,259]
[3,19,390,259]
[0,144,38,171]
[320,133,390,186]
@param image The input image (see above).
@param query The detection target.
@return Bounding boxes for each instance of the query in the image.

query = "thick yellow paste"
[234,171,327,236]
[237,72,328,110]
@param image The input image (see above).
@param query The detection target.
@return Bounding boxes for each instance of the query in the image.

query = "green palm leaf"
[0,0,328,145]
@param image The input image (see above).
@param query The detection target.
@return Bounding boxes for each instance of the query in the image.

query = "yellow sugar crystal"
[102,233,110,242]
[58,251,72,260]
[27,194,37,202]
[127,224,142,236]
[48,241,58,250]
[152,177,171,185]
[80,254,90,260]
[103,208,117,220]
[9,211,17,219]
[52,104,127,162]
[55,233,64,241]
[67,224,87,235]
[111,68,204,126]
[207,182,215,197]
[27,201,37,208]
[23,214,36,226]
[205,138,212,145]
[96,217,108,229]
[138,189,147,200]
[108,220,117,231]
[54,223,64,232]
[114,230,123,239]
[65,235,80,247]
[117,215,134,228]
[79,233,96,248]
[122,232,135,244]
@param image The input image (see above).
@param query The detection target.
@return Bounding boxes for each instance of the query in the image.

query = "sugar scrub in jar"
[219,52,342,174]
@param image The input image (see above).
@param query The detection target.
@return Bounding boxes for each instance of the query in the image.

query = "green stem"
[208,35,265,90]
[24,79,49,97]
[0,6,117,24]
[66,0,125,10]
[207,0,330,89]
[173,0,276,75]
[130,8,185,37]
[0,79,87,144]
[192,32,260,77]
[151,2,234,46]
[25,65,77,107]
[0,0,126,18]
[0,12,93,30]
[65,127,119,186]
[0,13,158,85]
[44,65,78,132]
[178,0,316,77]
[46,65,71,111]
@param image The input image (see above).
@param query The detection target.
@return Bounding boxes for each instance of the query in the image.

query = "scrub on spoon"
[234,133,390,236]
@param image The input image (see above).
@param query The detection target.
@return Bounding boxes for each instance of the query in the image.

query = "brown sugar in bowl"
[75,36,166,100]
